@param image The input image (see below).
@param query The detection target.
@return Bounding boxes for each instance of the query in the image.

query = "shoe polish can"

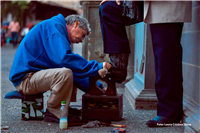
[111,128,126,133]
[60,101,68,129]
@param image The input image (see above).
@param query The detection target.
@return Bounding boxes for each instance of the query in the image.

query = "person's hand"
[98,62,111,78]
[100,0,121,5]
[103,62,111,70]
[100,0,107,5]
[116,0,121,5]
[98,68,108,78]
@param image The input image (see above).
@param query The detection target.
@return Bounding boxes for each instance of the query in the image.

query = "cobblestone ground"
[1,44,184,133]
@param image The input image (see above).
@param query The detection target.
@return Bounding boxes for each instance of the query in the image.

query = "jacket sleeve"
[43,29,103,78]
[74,76,104,93]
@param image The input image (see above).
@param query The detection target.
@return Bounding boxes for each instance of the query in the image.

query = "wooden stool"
[4,90,44,120]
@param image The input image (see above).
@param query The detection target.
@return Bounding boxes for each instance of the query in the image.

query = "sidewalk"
[1,44,184,133]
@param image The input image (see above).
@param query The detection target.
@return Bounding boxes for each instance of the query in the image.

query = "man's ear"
[74,21,80,28]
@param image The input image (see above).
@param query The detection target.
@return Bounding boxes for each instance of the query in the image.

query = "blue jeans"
[11,32,18,47]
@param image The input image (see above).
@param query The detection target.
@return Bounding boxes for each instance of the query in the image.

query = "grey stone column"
[182,1,200,133]
[135,24,158,110]
[125,25,135,81]
[125,23,158,110]
[82,2,109,63]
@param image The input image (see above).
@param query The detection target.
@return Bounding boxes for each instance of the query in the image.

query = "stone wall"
[182,2,200,133]
[82,2,109,63]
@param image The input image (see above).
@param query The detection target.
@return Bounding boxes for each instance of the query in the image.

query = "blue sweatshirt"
[9,14,103,92]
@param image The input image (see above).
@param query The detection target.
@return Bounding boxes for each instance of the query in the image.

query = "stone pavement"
[1,44,184,133]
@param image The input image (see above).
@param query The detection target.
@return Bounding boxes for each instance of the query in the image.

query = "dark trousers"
[11,32,18,47]
[99,1,137,54]
[0,32,2,46]
[150,23,184,120]
[99,1,137,82]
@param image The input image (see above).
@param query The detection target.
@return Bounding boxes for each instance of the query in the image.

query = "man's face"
[67,21,87,44]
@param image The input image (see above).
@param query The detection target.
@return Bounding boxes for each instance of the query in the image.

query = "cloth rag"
[82,120,102,128]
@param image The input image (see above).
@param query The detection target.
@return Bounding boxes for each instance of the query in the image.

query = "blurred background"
[1,0,83,54]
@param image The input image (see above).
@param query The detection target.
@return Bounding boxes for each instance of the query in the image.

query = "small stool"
[4,90,44,120]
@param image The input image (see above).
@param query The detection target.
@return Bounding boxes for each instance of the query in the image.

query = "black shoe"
[44,109,88,126]
[43,109,59,123]
[43,109,81,123]
[107,69,127,83]
[69,107,82,116]
[68,113,88,125]
[146,116,181,127]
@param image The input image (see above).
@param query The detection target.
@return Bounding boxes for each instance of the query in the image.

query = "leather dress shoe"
[69,107,82,116]
[146,116,181,127]
[107,69,127,83]
[43,109,59,123]
[44,109,88,126]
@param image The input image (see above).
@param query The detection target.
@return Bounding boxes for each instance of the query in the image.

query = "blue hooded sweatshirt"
[9,14,103,92]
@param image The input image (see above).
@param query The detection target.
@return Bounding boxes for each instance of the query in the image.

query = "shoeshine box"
[82,93,123,121]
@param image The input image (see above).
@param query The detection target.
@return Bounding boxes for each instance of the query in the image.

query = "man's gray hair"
[65,15,91,36]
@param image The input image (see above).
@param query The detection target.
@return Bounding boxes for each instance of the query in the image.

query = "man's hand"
[103,62,111,70]
[98,62,111,78]
[100,0,107,5]
[100,0,121,5]
[116,0,121,5]
[98,68,108,78]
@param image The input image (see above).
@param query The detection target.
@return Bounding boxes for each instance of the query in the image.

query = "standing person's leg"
[99,1,137,53]
[99,1,136,82]
[16,68,73,118]
[15,32,18,47]
[11,32,18,47]
[0,32,3,46]
[11,32,15,47]
[146,23,184,126]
